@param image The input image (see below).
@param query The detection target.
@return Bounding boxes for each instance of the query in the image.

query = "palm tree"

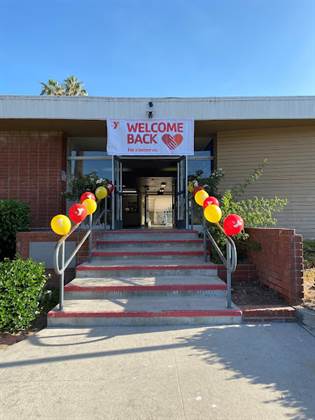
[40,79,64,96]
[40,76,88,96]
[64,76,87,96]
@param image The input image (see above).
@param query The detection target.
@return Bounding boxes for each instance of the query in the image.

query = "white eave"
[1,95,315,121]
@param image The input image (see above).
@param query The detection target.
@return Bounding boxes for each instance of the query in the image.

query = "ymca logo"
[112,121,119,129]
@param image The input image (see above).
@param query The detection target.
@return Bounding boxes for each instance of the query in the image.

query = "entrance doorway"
[112,157,187,229]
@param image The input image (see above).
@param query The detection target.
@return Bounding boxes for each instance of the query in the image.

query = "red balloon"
[203,196,220,209]
[107,183,115,194]
[80,192,96,202]
[192,186,203,196]
[69,203,87,224]
[223,214,244,236]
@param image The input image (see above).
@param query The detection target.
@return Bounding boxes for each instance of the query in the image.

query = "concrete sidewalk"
[0,323,314,420]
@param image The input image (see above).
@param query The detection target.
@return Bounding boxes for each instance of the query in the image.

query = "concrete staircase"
[48,229,242,327]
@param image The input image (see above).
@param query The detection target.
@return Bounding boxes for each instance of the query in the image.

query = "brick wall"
[246,227,304,305]
[0,131,66,228]
[218,263,256,283]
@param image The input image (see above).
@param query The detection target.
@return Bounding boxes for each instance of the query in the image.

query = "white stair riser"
[64,289,226,299]
[96,242,204,251]
[90,254,206,262]
[76,268,218,278]
[99,233,199,241]
[48,315,242,328]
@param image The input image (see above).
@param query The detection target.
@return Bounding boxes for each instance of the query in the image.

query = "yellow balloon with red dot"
[204,204,222,223]
[82,198,97,215]
[50,214,72,236]
[95,186,108,200]
[194,189,209,207]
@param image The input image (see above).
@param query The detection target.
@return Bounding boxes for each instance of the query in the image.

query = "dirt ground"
[232,279,286,306]
[304,269,315,311]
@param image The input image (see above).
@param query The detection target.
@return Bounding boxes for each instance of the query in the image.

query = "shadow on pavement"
[0,323,314,419]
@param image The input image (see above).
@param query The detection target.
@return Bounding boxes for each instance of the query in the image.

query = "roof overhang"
[1,95,315,121]
[1,118,315,137]
[1,96,315,136]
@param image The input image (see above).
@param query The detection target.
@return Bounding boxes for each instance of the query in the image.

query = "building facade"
[1,95,315,237]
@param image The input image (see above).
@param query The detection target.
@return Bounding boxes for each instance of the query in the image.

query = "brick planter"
[246,227,304,305]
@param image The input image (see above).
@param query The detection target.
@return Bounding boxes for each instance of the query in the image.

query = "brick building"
[1,95,315,238]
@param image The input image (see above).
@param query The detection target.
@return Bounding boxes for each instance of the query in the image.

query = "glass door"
[112,156,123,229]
[175,156,188,229]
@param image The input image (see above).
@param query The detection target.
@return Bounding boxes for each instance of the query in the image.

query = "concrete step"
[64,275,226,298]
[48,295,242,327]
[97,230,199,241]
[76,261,218,278]
[95,239,204,251]
[90,250,206,261]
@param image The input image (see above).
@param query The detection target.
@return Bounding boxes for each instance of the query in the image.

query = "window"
[188,138,214,178]
[67,138,112,180]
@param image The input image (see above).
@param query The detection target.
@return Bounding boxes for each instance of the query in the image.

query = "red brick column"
[247,228,304,305]
[0,131,66,228]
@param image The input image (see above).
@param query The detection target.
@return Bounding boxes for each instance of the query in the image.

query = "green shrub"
[0,200,30,260]
[190,160,288,261]
[0,258,47,332]
[64,171,111,201]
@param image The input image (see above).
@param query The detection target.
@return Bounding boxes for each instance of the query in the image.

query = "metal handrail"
[193,204,238,308]
[92,199,109,228]
[54,214,93,311]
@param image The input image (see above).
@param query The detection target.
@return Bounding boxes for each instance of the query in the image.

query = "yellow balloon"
[95,186,108,200]
[50,214,71,236]
[194,189,209,206]
[204,204,222,223]
[82,198,97,215]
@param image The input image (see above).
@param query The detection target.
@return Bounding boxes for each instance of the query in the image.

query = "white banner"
[107,119,194,156]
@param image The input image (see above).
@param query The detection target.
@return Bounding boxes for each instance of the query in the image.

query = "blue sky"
[1,0,314,97]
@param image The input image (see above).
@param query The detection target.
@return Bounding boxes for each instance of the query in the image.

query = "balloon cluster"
[192,185,244,237]
[50,182,115,236]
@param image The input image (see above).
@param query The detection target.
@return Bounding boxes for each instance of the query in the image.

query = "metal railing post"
[226,241,232,308]
[54,213,96,311]
[104,197,108,230]
[88,214,93,260]
[202,216,207,262]
[59,241,65,311]
[191,199,194,230]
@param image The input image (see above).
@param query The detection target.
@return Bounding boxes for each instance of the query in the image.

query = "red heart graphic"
[162,133,183,150]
